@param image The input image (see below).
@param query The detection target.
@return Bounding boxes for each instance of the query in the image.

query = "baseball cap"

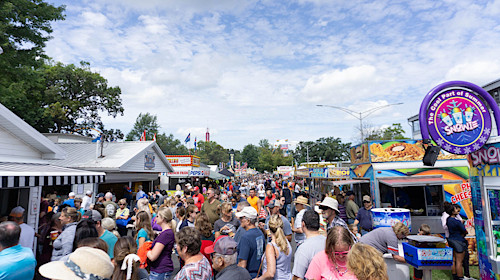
[194,186,200,192]
[96,193,105,198]
[363,195,371,202]
[85,190,92,195]
[82,210,102,222]
[204,236,238,255]
[267,199,282,208]
[346,191,354,196]
[235,206,258,219]
[9,206,25,218]
[68,192,76,197]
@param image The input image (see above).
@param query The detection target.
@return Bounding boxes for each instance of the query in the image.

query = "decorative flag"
[152,133,156,141]
[140,130,146,141]
[194,137,197,151]
[185,133,191,143]
[92,135,102,142]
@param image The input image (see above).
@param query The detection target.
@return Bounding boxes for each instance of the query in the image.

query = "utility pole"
[317,103,403,143]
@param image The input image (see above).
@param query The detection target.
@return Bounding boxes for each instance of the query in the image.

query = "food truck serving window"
[379,183,444,216]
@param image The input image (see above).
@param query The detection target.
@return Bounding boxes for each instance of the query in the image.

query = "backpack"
[105,203,116,217]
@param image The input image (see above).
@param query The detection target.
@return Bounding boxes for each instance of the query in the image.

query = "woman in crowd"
[347,243,388,280]
[179,205,198,230]
[195,213,215,263]
[147,207,176,280]
[447,203,468,280]
[72,218,98,251]
[175,206,187,232]
[77,236,109,253]
[174,227,212,280]
[102,217,121,238]
[116,198,130,236]
[214,202,240,238]
[305,226,357,280]
[51,207,81,261]
[255,214,292,280]
[112,236,148,280]
[135,210,154,248]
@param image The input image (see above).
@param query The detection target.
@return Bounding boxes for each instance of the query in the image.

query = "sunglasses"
[319,206,330,211]
[119,203,126,205]
[334,247,351,257]
[363,201,370,203]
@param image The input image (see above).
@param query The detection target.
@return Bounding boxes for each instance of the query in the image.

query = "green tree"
[38,62,124,134]
[196,141,228,165]
[255,139,290,172]
[126,112,159,140]
[241,144,260,168]
[158,133,188,155]
[0,0,65,125]
[295,137,351,163]
[365,123,406,140]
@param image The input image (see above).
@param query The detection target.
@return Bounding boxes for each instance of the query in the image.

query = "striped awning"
[0,162,105,188]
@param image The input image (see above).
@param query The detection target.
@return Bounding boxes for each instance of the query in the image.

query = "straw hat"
[319,197,339,213]
[39,247,113,280]
[293,196,309,206]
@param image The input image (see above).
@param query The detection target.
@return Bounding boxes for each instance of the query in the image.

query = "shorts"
[448,239,467,253]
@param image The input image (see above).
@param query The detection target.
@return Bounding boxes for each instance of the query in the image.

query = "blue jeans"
[150,271,172,280]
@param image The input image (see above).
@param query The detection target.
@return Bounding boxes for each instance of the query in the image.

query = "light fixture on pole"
[316,103,403,142]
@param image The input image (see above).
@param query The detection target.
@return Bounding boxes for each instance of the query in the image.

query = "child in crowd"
[414,224,431,280]
[349,224,362,239]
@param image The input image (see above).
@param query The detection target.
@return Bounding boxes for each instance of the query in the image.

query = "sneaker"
[463,277,478,280]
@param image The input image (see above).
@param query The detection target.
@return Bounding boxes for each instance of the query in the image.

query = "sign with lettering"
[327,167,350,178]
[166,155,201,167]
[420,81,500,155]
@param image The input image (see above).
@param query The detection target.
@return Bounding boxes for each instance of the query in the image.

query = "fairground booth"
[418,81,500,279]
[162,155,211,190]
[0,103,105,250]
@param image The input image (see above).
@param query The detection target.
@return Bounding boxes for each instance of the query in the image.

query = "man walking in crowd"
[354,195,373,235]
[201,187,221,225]
[103,192,118,218]
[233,201,251,243]
[292,196,308,246]
[247,188,260,213]
[83,209,117,258]
[206,236,252,280]
[81,190,92,211]
[318,197,355,239]
[193,186,205,211]
[236,206,265,278]
[136,185,147,201]
[345,191,359,224]
[0,221,36,279]
[265,199,292,241]
[281,184,293,219]
[292,210,326,280]
[9,206,35,250]
[63,191,76,207]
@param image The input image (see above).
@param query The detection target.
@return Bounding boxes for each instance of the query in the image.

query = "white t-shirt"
[294,209,307,244]
[19,223,35,250]
[82,195,92,211]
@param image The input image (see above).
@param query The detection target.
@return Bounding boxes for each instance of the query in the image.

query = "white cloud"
[42,0,500,149]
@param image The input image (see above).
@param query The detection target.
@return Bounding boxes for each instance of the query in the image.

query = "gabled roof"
[47,141,174,172]
[0,103,66,160]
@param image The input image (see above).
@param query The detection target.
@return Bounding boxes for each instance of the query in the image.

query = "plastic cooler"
[371,208,411,231]
[403,242,453,267]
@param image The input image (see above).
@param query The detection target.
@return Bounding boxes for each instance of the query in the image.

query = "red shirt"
[264,194,276,206]
[193,193,205,211]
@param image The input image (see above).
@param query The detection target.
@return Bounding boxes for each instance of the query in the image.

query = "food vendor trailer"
[350,140,472,235]
[418,80,500,278]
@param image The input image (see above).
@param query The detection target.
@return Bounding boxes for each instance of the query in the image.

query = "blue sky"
[45,0,500,150]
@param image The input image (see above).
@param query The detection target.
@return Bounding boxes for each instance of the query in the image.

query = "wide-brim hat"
[319,197,339,213]
[39,247,113,280]
[293,196,309,206]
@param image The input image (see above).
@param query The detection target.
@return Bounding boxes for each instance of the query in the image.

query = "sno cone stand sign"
[419,81,500,280]
[419,81,500,154]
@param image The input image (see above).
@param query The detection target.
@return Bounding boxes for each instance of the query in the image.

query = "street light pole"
[317,103,403,142]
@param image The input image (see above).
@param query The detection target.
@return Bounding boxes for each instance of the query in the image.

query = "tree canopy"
[294,137,351,163]
[196,141,228,165]
[365,123,406,141]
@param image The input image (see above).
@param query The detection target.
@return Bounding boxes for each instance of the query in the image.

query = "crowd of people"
[0,175,471,280]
